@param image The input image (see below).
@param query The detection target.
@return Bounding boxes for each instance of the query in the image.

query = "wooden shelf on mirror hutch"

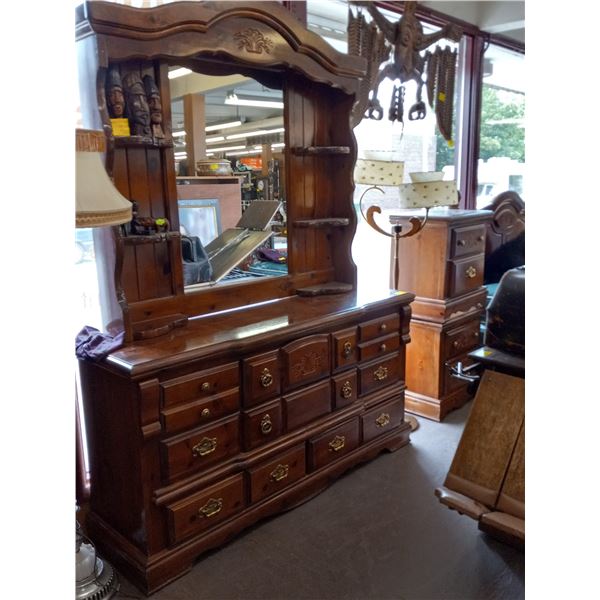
[76,1,415,595]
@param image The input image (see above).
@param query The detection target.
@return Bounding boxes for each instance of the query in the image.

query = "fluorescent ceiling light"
[174,152,187,158]
[226,127,285,140]
[206,135,225,143]
[205,120,242,132]
[225,149,262,156]
[168,67,192,79]
[209,144,246,152]
[271,143,285,149]
[172,130,186,138]
[225,92,284,109]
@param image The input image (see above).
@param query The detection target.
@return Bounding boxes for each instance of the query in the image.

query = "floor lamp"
[76,128,132,600]
[354,160,458,290]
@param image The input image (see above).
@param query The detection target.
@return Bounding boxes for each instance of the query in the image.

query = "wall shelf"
[122,232,180,245]
[113,136,174,149]
[293,218,350,228]
[293,146,350,155]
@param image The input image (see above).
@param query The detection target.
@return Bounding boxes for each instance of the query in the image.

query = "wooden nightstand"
[390,208,493,421]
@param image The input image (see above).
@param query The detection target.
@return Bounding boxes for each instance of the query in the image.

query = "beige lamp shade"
[76,129,132,228]
[398,172,459,208]
[354,159,405,186]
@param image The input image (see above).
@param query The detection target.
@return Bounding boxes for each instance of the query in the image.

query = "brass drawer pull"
[201,382,211,392]
[457,239,466,246]
[379,323,387,332]
[329,435,346,452]
[477,235,484,242]
[375,413,391,428]
[259,368,274,388]
[260,414,273,435]
[379,343,387,352]
[465,266,477,279]
[192,437,217,457]
[269,463,289,482]
[201,408,211,418]
[342,341,353,358]
[198,497,223,518]
[341,380,353,400]
[374,365,388,381]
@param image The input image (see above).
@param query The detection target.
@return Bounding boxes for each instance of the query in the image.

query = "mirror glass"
[169,67,287,289]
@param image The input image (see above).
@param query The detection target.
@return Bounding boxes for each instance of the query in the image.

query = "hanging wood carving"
[349,1,462,141]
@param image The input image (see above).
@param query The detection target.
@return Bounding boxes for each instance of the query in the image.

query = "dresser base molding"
[410,287,488,323]
[85,425,410,595]
[404,387,471,422]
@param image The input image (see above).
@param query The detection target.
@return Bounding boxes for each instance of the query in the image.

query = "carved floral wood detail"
[234,28,274,54]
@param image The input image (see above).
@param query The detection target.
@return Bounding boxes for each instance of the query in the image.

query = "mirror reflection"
[169,68,287,289]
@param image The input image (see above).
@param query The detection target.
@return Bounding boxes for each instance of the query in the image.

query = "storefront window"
[477,43,525,208]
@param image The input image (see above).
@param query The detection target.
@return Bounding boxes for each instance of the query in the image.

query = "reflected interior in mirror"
[169,68,287,287]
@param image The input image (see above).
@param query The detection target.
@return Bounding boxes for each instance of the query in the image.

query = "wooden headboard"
[482,191,525,257]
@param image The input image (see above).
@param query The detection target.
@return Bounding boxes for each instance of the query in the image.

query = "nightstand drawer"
[448,255,484,297]
[450,224,486,258]
[248,445,306,504]
[444,319,481,361]
[359,312,400,343]
[166,473,245,544]
[161,362,239,408]
[359,332,400,362]
[243,351,281,407]
[161,415,240,481]
[161,389,239,433]
[362,398,404,443]
[283,379,331,431]
[358,352,403,396]
[242,399,283,451]
[308,418,360,471]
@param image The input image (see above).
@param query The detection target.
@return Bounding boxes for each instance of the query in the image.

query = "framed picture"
[177,198,222,246]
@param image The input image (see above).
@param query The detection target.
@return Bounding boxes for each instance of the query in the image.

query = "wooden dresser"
[391,209,493,421]
[79,290,413,593]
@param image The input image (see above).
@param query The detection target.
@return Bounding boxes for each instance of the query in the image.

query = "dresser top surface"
[104,288,414,375]
[390,208,493,225]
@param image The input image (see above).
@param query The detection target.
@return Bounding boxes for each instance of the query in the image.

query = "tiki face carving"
[122,72,151,136]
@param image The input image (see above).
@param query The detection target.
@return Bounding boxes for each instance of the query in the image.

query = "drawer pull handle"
[375,413,391,428]
[259,368,274,388]
[201,382,210,392]
[453,340,460,349]
[329,435,346,452]
[198,497,223,518]
[379,343,387,352]
[269,463,289,482]
[341,380,353,400]
[477,235,484,242]
[374,365,388,381]
[342,341,353,358]
[457,239,466,246]
[192,437,217,457]
[465,266,477,279]
[380,323,387,332]
[260,414,273,435]
[201,408,211,418]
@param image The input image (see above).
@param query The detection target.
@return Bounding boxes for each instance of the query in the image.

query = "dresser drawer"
[443,319,481,361]
[450,224,486,258]
[243,350,281,407]
[281,334,330,391]
[161,415,240,481]
[359,332,400,362]
[362,398,404,443]
[166,473,245,545]
[308,418,360,471]
[359,312,400,343]
[283,379,331,431]
[161,389,239,434]
[448,255,485,297]
[332,369,358,410]
[161,362,239,408]
[248,445,306,504]
[332,327,358,370]
[242,399,283,451]
[358,352,403,396]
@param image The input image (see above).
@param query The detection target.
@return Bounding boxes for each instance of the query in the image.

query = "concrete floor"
[114,403,525,600]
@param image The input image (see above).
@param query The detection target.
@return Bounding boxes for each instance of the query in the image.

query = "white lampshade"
[76,129,132,228]
[398,171,459,208]
[354,158,405,186]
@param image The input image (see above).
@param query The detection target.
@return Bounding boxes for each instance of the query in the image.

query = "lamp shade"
[76,129,132,228]
[354,159,404,186]
[397,171,458,208]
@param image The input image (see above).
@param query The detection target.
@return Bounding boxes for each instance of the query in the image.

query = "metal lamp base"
[76,555,119,600]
